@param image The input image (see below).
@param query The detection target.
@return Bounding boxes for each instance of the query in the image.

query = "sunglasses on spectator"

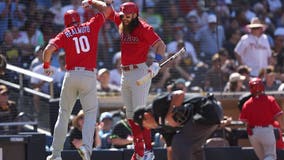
[251,27,262,30]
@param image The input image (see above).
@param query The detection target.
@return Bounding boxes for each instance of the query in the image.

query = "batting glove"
[149,62,160,77]
[82,0,91,8]
[43,62,54,76]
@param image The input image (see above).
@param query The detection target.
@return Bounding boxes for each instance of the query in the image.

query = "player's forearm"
[42,44,56,63]
[153,40,166,61]
[88,0,113,18]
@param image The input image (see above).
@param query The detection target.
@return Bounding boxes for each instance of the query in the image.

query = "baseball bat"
[136,47,186,86]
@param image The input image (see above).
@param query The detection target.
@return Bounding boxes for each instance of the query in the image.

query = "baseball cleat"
[77,145,91,160]
[46,155,62,160]
[143,150,155,160]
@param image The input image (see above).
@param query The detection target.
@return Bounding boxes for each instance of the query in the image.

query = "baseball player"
[133,90,223,160]
[44,1,113,160]
[239,78,284,160]
[108,2,166,160]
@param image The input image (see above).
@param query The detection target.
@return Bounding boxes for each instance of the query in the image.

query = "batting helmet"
[249,78,264,95]
[64,10,80,27]
[119,2,139,15]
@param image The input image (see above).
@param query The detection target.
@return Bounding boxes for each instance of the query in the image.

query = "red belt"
[67,67,96,72]
[121,64,138,71]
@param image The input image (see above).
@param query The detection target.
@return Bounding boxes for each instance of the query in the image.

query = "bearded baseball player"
[43,1,113,160]
[240,78,284,160]
[108,2,166,160]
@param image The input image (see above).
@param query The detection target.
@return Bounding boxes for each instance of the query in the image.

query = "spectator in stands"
[97,68,121,94]
[0,30,21,66]
[234,17,272,77]
[258,65,281,91]
[30,45,44,70]
[49,0,64,28]
[0,0,26,43]
[54,51,66,97]
[68,110,101,149]
[223,72,247,92]
[195,14,225,63]
[152,51,193,92]
[204,53,228,92]
[0,85,18,134]
[141,1,162,31]
[13,20,44,67]
[186,0,208,29]
[184,15,200,51]
[97,20,120,68]
[30,59,59,117]
[271,27,284,73]
[223,28,242,61]
[167,30,200,68]
[219,48,238,80]
[237,65,252,89]
[109,51,121,88]
[110,116,133,149]
[98,112,113,149]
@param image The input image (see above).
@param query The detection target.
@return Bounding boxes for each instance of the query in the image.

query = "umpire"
[133,90,223,160]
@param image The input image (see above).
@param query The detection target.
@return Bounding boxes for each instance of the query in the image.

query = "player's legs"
[121,71,133,118]
[50,74,78,158]
[122,64,151,159]
[251,127,277,160]
[130,66,152,159]
[78,71,98,155]
[249,135,264,160]
[171,120,218,160]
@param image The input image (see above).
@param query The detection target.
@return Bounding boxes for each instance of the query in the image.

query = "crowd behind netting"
[1,0,284,151]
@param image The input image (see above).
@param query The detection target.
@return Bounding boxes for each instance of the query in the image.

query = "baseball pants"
[121,63,151,119]
[249,125,277,160]
[50,70,98,157]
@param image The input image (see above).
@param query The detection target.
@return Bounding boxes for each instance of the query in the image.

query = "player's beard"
[119,17,139,34]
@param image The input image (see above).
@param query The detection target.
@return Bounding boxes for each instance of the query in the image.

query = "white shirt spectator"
[235,34,271,77]
[167,40,199,65]
[30,64,60,93]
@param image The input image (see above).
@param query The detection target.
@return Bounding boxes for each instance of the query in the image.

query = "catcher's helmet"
[64,10,80,27]
[119,2,138,15]
[249,78,264,95]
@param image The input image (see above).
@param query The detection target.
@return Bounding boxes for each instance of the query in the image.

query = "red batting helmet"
[249,78,265,95]
[64,10,80,27]
[119,2,139,15]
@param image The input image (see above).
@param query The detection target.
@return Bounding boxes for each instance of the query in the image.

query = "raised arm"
[82,0,114,18]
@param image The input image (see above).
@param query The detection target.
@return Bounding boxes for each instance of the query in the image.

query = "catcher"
[133,90,223,160]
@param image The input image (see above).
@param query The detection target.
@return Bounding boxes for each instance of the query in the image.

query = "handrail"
[1,64,55,100]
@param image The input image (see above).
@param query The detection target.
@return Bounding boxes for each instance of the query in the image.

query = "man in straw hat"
[234,17,272,77]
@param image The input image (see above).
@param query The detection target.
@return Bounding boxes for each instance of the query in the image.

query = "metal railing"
[0,64,55,100]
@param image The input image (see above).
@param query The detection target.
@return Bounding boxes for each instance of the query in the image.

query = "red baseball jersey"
[239,95,283,126]
[110,12,161,65]
[50,13,105,70]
